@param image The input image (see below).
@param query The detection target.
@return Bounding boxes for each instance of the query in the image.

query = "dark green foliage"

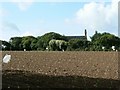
[67,38,89,51]
[36,32,67,50]
[67,39,82,50]
[9,37,23,50]
[1,31,120,51]
[30,39,38,50]
[22,36,37,51]
[9,36,37,51]
[90,32,120,51]
[1,40,11,50]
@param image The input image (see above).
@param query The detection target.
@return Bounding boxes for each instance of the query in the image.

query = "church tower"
[85,29,87,39]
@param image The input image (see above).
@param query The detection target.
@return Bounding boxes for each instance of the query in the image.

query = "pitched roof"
[66,36,87,40]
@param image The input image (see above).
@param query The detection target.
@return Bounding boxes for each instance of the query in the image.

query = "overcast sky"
[0,0,119,41]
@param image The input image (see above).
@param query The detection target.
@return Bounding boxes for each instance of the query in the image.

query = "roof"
[66,36,87,41]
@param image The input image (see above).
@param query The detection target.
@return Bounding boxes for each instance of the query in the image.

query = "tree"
[90,31,102,42]
[90,32,102,46]
[9,37,23,50]
[90,32,120,51]
[49,39,68,51]
[49,39,57,51]
[1,40,11,51]
[22,36,37,50]
[68,39,81,50]
[67,38,88,51]
[30,38,38,50]
[37,32,67,50]
[99,33,120,50]
[36,38,45,50]
[2,31,120,51]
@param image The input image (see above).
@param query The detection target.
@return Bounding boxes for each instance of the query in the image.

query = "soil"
[1,51,119,89]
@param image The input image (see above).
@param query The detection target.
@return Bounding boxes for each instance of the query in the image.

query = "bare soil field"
[1,51,120,89]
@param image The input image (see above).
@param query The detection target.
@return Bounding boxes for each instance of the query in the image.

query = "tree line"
[1,31,120,51]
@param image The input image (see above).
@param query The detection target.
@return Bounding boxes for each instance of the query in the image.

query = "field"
[1,51,120,89]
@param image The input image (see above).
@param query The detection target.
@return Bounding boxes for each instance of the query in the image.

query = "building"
[66,29,87,41]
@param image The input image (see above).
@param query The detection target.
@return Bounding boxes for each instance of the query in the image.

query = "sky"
[0,0,119,41]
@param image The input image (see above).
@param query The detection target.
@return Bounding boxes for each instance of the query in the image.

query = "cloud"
[11,0,34,11]
[21,31,33,36]
[0,8,9,17]
[0,21,20,41]
[1,21,20,31]
[73,0,118,38]
[0,0,113,3]
[64,18,70,24]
